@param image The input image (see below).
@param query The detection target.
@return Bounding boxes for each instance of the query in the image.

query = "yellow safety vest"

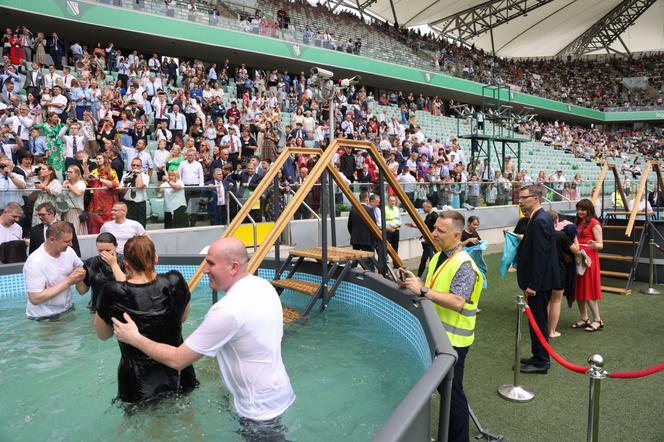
[385,205,400,229]
[425,249,483,347]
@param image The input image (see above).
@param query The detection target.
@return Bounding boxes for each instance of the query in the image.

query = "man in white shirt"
[397,166,417,199]
[0,158,26,209]
[58,121,87,160]
[47,85,68,116]
[119,159,150,227]
[179,148,205,226]
[167,104,187,139]
[120,139,153,177]
[148,54,161,74]
[549,170,566,201]
[61,67,74,90]
[1,104,33,143]
[112,237,295,437]
[0,202,23,246]
[100,202,146,254]
[220,127,242,167]
[43,65,61,89]
[23,221,86,320]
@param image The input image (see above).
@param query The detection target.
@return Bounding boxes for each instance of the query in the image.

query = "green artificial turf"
[427,252,664,441]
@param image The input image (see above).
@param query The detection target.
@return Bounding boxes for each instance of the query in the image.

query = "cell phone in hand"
[398,268,408,281]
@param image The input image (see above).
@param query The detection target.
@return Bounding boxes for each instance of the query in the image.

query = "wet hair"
[96,232,118,246]
[437,210,465,232]
[575,198,597,224]
[123,235,156,279]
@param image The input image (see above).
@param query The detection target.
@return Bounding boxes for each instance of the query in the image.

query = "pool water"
[0,284,425,441]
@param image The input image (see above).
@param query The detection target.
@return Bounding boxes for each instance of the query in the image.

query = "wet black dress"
[97,271,199,405]
[83,254,126,312]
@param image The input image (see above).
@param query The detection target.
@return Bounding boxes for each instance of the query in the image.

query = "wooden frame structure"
[591,162,627,209]
[187,139,438,294]
[626,160,664,236]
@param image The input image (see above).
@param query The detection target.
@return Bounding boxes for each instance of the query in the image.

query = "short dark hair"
[96,232,118,246]
[467,215,479,225]
[36,202,56,216]
[437,210,465,232]
[521,184,545,202]
[359,191,369,202]
[46,221,73,240]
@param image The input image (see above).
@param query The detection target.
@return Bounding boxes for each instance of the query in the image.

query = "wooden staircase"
[271,246,376,321]
[599,218,642,296]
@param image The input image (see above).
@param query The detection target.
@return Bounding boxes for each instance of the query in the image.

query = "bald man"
[112,238,295,438]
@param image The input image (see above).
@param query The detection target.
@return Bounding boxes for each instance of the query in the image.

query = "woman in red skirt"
[572,199,604,332]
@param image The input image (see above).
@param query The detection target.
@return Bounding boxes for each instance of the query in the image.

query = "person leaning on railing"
[158,169,188,229]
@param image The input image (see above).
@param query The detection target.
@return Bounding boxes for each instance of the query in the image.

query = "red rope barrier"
[608,363,664,379]
[523,306,587,374]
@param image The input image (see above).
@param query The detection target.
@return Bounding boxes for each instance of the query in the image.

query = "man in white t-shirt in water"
[23,222,87,320]
[100,202,146,254]
[112,237,295,438]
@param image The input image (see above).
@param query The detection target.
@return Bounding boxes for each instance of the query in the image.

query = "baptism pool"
[0,259,454,442]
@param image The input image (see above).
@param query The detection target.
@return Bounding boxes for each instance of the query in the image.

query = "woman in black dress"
[94,235,198,406]
[83,232,126,312]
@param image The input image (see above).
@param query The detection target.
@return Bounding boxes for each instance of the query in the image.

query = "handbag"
[575,250,592,276]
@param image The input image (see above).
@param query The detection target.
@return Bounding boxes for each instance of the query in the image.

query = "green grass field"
[427,252,664,441]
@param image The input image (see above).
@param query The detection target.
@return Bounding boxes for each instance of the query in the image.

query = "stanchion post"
[640,224,660,295]
[587,354,607,442]
[498,294,534,402]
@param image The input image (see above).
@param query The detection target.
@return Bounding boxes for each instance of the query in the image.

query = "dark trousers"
[210,204,227,225]
[386,229,399,254]
[417,241,434,277]
[228,152,240,169]
[238,416,287,442]
[352,244,374,271]
[450,345,470,442]
[527,290,551,366]
[124,200,146,227]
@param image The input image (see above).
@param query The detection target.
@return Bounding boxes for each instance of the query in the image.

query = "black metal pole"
[378,169,388,276]
[320,171,329,307]
[273,174,280,266]
[329,167,337,246]
[212,290,218,304]
[437,370,453,442]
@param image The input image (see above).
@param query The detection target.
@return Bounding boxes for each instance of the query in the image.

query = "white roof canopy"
[363,0,664,57]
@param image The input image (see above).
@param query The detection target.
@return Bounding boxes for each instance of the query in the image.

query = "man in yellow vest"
[400,210,483,442]
[385,195,401,253]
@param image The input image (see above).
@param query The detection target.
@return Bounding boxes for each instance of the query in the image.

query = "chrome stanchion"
[587,354,607,442]
[498,294,534,402]
[640,235,661,295]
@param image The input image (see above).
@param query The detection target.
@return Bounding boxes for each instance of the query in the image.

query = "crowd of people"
[0,23,661,260]
[218,0,664,111]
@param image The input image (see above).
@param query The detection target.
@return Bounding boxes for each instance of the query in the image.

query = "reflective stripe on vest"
[425,249,483,347]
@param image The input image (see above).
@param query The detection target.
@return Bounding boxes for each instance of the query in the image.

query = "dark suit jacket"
[29,222,81,256]
[205,178,229,213]
[516,208,559,292]
[648,191,664,208]
[347,203,376,247]
[23,69,45,91]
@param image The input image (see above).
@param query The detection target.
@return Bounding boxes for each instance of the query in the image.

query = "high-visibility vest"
[425,249,483,347]
[385,205,400,229]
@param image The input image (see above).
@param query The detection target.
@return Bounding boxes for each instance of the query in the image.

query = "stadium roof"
[364,0,664,57]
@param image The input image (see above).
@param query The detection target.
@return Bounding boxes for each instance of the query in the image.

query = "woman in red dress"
[572,198,604,331]
[9,33,23,65]
[86,154,119,234]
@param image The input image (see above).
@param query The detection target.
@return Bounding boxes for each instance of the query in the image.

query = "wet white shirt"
[185,274,295,420]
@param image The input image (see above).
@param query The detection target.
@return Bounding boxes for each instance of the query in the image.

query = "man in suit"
[516,185,559,374]
[206,167,228,225]
[47,32,66,70]
[347,191,376,270]
[648,188,664,210]
[23,62,45,97]
[29,202,81,256]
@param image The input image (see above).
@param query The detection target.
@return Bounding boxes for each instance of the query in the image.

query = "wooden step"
[599,253,633,262]
[603,239,634,245]
[601,270,630,279]
[288,246,374,263]
[601,285,632,296]
[272,279,321,296]
[605,211,647,216]
[603,225,643,230]
[283,307,302,323]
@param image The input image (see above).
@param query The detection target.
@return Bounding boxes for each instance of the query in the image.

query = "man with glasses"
[24,221,87,320]
[100,202,145,254]
[29,202,80,256]
[516,185,559,375]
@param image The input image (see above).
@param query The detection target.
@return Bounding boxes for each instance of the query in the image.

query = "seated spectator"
[100,202,146,254]
[29,201,81,256]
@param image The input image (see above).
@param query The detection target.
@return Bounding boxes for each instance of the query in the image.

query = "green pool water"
[0,284,425,442]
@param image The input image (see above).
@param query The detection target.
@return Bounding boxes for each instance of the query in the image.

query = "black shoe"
[520,357,535,364]
[520,363,549,374]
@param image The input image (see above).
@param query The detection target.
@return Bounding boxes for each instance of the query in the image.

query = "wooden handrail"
[625,160,652,237]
